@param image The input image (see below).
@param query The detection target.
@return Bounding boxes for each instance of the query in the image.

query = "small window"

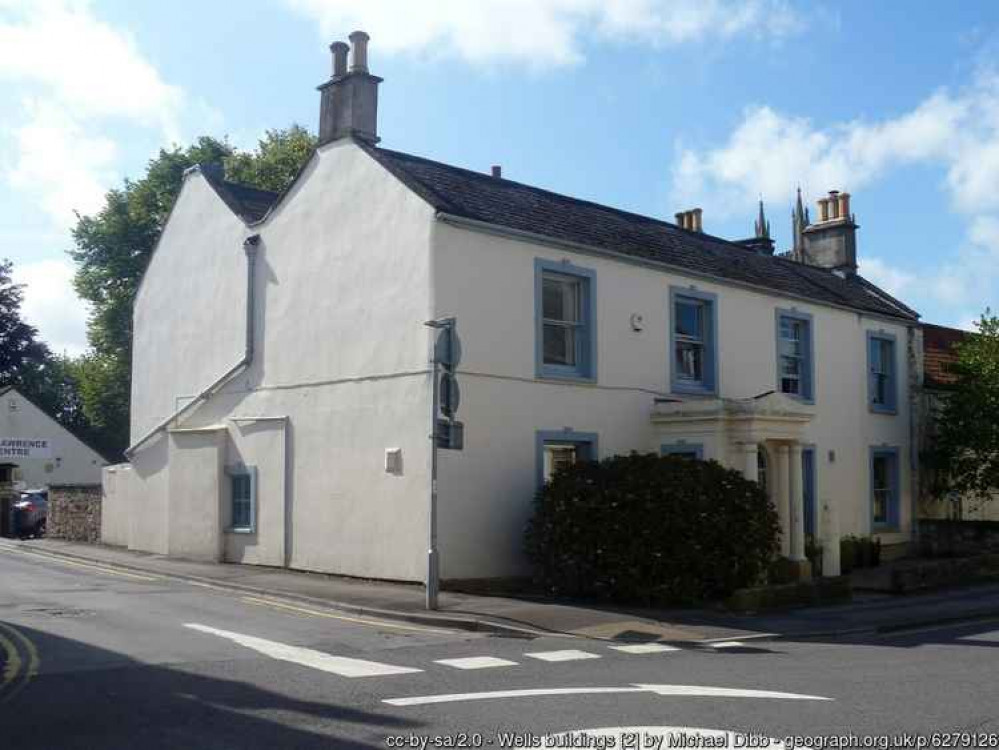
[229,467,256,533]
[776,310,813,401]
[670,288,717,394]
[535,260,596,381]
[870,448,899,529]
[868,332,897,413]
[536,431,598,487]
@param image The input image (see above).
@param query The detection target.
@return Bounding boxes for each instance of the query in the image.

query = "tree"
[70,127,317,459]
[0,260,109,455]
[0,259,49,385]
[931,310,999,506]
[224,126,316,193]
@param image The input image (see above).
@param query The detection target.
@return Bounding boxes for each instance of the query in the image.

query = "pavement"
[7,538,999,644]
[2,538,999,749]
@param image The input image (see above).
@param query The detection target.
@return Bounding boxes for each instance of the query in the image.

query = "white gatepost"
[821,498,841,577]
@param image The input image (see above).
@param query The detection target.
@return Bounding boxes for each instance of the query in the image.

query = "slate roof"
[200,169,279,223]
[361,144,920,322]
[201,144,919,321]
[923,323,967,389]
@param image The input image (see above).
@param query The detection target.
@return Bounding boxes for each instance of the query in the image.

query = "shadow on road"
[0,621,422,749]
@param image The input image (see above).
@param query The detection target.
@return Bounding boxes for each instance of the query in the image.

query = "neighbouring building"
[102,33,922,582]
[0,386,106,490]
[918,323,998,521]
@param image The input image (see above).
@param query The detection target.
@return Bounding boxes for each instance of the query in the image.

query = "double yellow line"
[0,543,160,582]
[0,622,40,704]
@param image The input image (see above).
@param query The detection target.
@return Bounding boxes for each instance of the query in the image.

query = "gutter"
[124,234,260,458]
[435,212,919,327]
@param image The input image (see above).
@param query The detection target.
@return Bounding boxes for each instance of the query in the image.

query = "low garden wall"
[918,519,999,557]
[48,484,102,543]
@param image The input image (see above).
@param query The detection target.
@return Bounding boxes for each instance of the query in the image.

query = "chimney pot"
[349,30,370,73]
[330,41,349,78]
[491,165,502,178]
[838,192,851,222]
[692,208,703,233]
[675,212,686,229]
[817,197,830,222]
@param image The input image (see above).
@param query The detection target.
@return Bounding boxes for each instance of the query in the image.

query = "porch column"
[776,444,791,557]
[741,442,759,483]
[789,442,806,562]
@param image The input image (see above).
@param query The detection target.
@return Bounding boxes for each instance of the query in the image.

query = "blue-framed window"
[870,447,900,530]
[228,466,257,533]
[867,331,898,413]
[535,259,596,381]
[660,442,704,460]
[536,430,598,488]
[670,287,718,394]
[776,309,814,402]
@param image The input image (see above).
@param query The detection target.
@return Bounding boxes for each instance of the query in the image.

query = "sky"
[2,0,998,356]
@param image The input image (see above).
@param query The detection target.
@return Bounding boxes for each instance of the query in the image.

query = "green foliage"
[0,260,109,456]
[525,452,780,605]
[929,310,999,503]
[224,126,317,193]
[69,128,316,459]
[839,535,881,574]
[0,259,49,384]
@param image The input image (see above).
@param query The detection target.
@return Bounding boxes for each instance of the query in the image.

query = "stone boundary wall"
[918,519,999,557]
[48,484,102,543]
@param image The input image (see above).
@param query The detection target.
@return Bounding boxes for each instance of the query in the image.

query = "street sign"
[434,326,461,369]
[436,419,464,450]
[439,373,460,418]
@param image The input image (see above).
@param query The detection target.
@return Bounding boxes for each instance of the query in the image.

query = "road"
[1,544,998,749]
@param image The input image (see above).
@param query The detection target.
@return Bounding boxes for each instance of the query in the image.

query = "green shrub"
[524,452,780,605]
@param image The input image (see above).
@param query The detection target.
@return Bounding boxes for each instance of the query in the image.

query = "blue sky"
[2,0,998,354]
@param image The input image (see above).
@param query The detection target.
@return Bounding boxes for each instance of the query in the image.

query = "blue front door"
[802,447,816,537]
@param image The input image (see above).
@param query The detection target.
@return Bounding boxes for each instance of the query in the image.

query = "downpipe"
[124,234,260,458]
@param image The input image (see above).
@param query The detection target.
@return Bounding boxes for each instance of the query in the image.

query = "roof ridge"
[361,143,918,322]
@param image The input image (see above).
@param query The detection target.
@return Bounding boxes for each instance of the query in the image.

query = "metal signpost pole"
[427,338,440,611]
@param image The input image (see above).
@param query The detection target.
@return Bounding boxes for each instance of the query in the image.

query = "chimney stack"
[318,31,382,146]
[801,188,858,274]
[674,208,703,232]
[491,165,502,178]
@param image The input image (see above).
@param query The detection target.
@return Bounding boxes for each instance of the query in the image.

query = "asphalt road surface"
[1,543,998,750]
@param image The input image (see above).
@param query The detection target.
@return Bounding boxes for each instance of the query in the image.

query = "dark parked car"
[14,490,48,538]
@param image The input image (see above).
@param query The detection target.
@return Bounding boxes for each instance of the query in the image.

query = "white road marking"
[383,683,832,707]
[708,641,747,649]
[524,649,601,662]
[183,623,422,677]
[960,630,999,643]
[609,643,681,654]
[434,656,518,670]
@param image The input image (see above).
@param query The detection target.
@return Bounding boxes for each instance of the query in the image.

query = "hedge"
[525,452,779,605]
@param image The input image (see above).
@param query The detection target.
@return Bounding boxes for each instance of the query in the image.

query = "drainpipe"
[124,234,260,459]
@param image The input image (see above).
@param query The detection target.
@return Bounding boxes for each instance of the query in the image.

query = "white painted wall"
[116,141,436,581]
[0,389,106,489]
[130,174,249,440]
[432,221,916,579]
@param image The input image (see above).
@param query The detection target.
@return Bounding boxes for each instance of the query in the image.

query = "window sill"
[226,527,256,535]
[537,369,596,384]
[869,405,898,415]
[671,383,717,397]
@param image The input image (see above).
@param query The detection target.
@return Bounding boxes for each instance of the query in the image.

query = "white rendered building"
[103,33,921,583]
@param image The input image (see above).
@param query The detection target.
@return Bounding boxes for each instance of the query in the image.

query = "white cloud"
[672,71,999,326]
[0,0,185,225]
[12,258,90,356]
[285,0,803,68]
